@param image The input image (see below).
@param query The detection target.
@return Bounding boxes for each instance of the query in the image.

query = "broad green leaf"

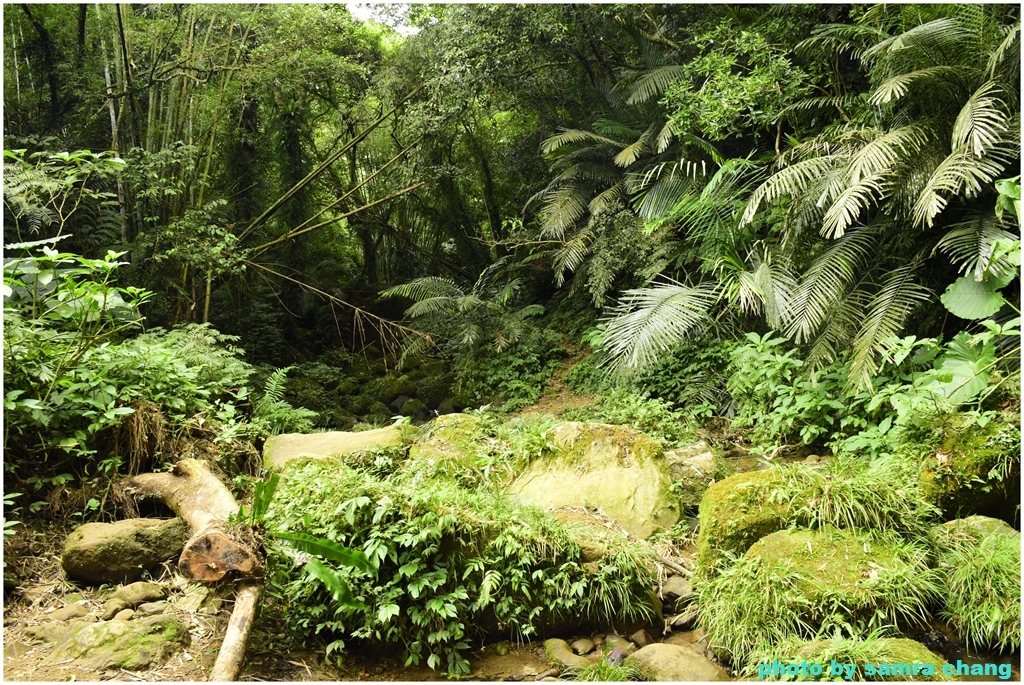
[304,557,360,607]
[273,531,373,574]
[924,332,996,404]
[940,275,1005,319]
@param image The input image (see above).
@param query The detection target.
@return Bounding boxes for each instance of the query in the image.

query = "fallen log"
[129,459,257,582]
[128,458,262,681]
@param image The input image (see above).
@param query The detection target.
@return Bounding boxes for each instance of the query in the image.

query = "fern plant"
[251,367,318,437]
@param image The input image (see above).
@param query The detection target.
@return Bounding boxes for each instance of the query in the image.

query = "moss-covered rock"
[750,636,950,681]
[407,413,487,470]
[746,528,939,628]
[695,469,794,578]
[700,528,940,668]
[286,377,330,411]
[415,374,453,410]
[263,425,406,471]
[916,414,1020,522]
[398,398,429,418]
[508,422,678,539]
[45,615,189,671]
[930,515,1017,554]
[362,375,418,404]
[62,519,189,585]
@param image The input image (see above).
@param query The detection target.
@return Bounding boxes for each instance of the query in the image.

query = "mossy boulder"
[263,425,406,471]
[917,414,1019,522]
[407,413,487,468]
[665,441,732,512]
[45,615,189,670]
[62,518,190,585]
[626,643,730,681]
[286,377,329,411]
[745,528,938,628]
[695,469,795,578]
[415,374,453,410]
[398,398,429,419]
[760,637,950,681]
[930,515,1017,553]
[508,422,678,539]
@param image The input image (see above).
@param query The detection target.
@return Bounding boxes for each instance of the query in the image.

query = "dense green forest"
[3,3,1021,681]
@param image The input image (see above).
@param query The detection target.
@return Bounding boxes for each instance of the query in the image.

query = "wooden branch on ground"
[128,458,263,681]
[209,582,263,682]
[656,555,693,577]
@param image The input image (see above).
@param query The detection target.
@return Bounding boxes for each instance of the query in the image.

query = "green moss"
[695,469,795,579]
[701,528,940,669]
[745,636,951,681]
[362,374,418,404]
[914,413,1020,521]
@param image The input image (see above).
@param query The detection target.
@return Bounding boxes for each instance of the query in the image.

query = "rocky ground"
[3,384,1020,682]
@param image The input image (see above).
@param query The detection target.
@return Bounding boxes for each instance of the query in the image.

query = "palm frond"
[913,146,1014,227]
[601,279,720,373]
[848,263,933,389]
[588,182,626,215]
[380,277,464,302]
[869,65,977,105]
[539,184,591,238]
[951,81,1010,157]
[625,65,688,105]
[821,175,886,239]
[741,156,841,227]
[787,227,877,343]
[987,22,1020,79]
[541,129,623,155]
[552,227,594,287]
[934,214,1020,279]
[612,122,659,168]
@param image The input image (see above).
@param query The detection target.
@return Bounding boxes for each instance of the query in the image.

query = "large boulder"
[263,425,405,471]
[44,615,189,671]
[695,469,795,578]
[408,413,485,464]
[508,422,678,539]
[917,414,1019,522]
[62,518,189,585]
[930,515,1017,552]
[626,643,729,681]
[745,528,938,624]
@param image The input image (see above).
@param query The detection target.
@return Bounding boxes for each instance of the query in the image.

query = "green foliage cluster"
[263,454,656,676]
[936,531,1021,652]
[455,327,566,411]
[563,389,696,448]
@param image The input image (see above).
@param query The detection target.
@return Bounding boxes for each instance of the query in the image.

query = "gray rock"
[543,638,591,670]
[626,643,729,681]
[51,604,89,621]
[571,638,595,655]
[26,623,75,644]
[661,575,694,613]
[604,634,635,654]
[45,615,190,671]
[667,604,699,631]
[113,609,135,621]
[136,602,167,617]
[664,441,728,510]
[61,518,189,585]
[174,585,221,614]
[606,646,629,666]
[508,422,679,539]
[4,641,32,658]
[112,581,166,607]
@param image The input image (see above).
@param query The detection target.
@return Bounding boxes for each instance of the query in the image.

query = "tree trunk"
[129,459,263,681]
[128,459,256,582]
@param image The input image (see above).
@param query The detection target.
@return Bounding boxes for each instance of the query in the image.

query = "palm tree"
[602,5,1020,387]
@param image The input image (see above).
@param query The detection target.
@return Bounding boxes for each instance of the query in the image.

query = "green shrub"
[455,327,567,411]
[633,337,734,416]
[563,389,696,447]
[263,457,656,676]
[937,531,1020,652]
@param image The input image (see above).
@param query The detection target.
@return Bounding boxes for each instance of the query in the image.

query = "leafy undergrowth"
[261,444,657,677]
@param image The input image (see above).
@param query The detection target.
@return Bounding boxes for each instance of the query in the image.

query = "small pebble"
[100,599,128,620]
[113,609,135,621]
[136,601,167,617]
[629,628,652,647]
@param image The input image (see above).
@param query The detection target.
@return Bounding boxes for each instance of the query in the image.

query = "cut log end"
[179,531,257,583]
